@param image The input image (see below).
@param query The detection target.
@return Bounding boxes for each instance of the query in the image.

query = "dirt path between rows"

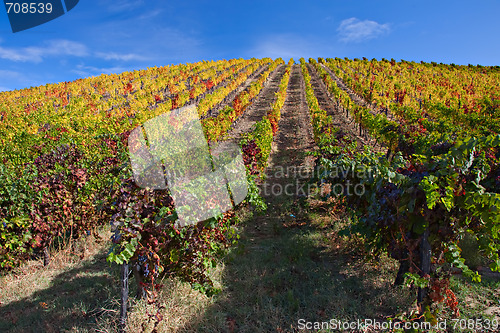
[320,63,399,123]
[183,64,412,333]
[266,64,317,197]
[202,63,271,119]
[306,64,387,154]
[184,64,330,332]
[225,64,287,141]
[247,64,317,239]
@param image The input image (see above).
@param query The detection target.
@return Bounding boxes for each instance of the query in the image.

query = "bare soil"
[225,64,288,141]
[201,63,271,119]
[306,64,386,153]
[181,64,413,333]
[248,63,317,236]
[320,63,399,123]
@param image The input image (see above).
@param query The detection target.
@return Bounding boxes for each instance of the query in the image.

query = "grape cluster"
[143,264,150,278]
[138,254,147,264]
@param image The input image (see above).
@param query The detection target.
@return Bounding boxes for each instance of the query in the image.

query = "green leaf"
[107,252,117,264]
[441,186,455,212]
[170,249,179,262]
[404,272,429,289]
[490,259,500,272]
[420,176,440,209]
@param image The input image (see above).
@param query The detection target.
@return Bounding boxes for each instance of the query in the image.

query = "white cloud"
[95,52,149,61]
[337,18,390,42]
[72,64,129,77]
[100,0,145,12]
[85,16,202,63]
[0,69,34,91]
[45,40,88,56]
[137,9,163,21]
[0,40,88,62]
[0,48,32,62]
[249,34,329,60]
[0,69,25,79]
[137,28,202,62]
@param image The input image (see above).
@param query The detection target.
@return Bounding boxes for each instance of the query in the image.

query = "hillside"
[1,58,499,332]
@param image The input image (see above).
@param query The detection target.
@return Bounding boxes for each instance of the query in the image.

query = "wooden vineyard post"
[43,246,50,266]
[359,113,363,136]
[119,262,129,333]
[132,260,147,299]
[418,227,431,314]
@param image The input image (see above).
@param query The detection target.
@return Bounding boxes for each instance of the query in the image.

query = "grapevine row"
[308,57,500,319]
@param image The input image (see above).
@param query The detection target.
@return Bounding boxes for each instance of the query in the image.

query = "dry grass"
[117,198,414,333]
[0,201,499,333]
[1,189,499,333]
[126,270,222,333]
[0,227,122,332]
[1,228,110,301]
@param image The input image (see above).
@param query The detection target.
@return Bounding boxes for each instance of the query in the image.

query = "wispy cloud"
[249,34,329,60]
[137,9,163,21]
[337,18,390,42]
[133,27,202,62]
[0,69,32,91]
[95,51,149,61]
[0,69,25,79]
[0,40,88,62]
[72,64,130,77]
[85,15,202,63]
[100,0,145,12]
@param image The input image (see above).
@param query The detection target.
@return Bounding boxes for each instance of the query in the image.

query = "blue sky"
[0,0,499,92]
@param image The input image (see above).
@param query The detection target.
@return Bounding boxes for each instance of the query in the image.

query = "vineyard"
[0,57,499,332]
